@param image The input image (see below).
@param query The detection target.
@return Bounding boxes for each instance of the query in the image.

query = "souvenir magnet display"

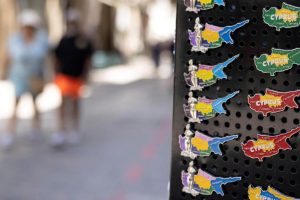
[263,3,300,31]
[242,126,300,161]
[183,0,225,13]
[184,91,239,123]
[185,54,239,91]
[248,89,300,116]
[254,48,300,76]
[182,161,241,196]
[179,124,239,159]
[248,185,298,200]
[188,17,249,53]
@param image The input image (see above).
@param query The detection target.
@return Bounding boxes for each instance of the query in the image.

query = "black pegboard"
[169,0,300,199]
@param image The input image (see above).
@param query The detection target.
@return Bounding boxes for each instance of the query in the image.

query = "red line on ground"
[124,163,144,183]
[141,144,156,159]
[108,191,126,200]
[107,117,171,200]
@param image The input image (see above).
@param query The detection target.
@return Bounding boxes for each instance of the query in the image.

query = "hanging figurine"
[179,125,239,159]
[180,124,197,159]
[188,18,207,53]
[184,0,225,13]
[182,161,241,196]
[186,60,199,91]
[263,2,300,31]
[188,17,249,53]
[254,48,300,76]
[185,54,239,91]
[186,92,199,122]
[182,161,198,196]
[184,91,239,123]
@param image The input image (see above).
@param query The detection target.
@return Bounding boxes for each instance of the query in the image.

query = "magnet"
[184,0,225,13]
[182,161,241,197]
[242,126,300,162]
[248,185,297,200]
[263,2,300,31]
[179,124,239,159]
[185,55,239,91]
[188,17,249,53]
[184,91,239,123]
[254,48,300,76]
[248,89,300,116]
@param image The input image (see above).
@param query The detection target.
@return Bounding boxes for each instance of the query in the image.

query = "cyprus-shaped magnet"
[248,89,300,116]
[263,3,300,31]
[189,17,249,53]
[242,126,300,161]
[182,161,241,196]
[254,48,300,76]
[249,185,298,200]
[185,55,239,91]
[184,0,225,13]
[179,124,239,159]
[184,91,239,123]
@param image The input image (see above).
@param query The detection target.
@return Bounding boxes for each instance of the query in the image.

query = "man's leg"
[59,96,67,132]
[71,97,80,132]
[67,97,81,144]
[51,96,67,146]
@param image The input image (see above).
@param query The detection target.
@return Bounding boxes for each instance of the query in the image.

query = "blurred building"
[0,0,176,74]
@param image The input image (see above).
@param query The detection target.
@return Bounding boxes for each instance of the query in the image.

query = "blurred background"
[0,0,175,199]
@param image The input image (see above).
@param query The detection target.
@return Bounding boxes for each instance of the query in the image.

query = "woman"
[3,10,48,149]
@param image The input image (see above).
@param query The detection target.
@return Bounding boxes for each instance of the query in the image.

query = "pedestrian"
[146,0,175,76]
[52,9,93,146]
[2,9,49,149]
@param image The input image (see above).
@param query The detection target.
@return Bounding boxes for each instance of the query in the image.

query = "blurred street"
[0,62,173,200]
[0,1,175,199]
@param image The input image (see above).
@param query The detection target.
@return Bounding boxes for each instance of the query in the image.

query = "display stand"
[170,0,300,199]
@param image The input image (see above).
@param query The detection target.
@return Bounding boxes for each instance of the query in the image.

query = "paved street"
[0,66,173,199]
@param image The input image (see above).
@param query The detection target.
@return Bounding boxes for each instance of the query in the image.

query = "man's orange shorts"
[55,74,83,98]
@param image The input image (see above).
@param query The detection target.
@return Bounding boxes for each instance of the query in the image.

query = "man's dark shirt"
[55,34,93,78]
